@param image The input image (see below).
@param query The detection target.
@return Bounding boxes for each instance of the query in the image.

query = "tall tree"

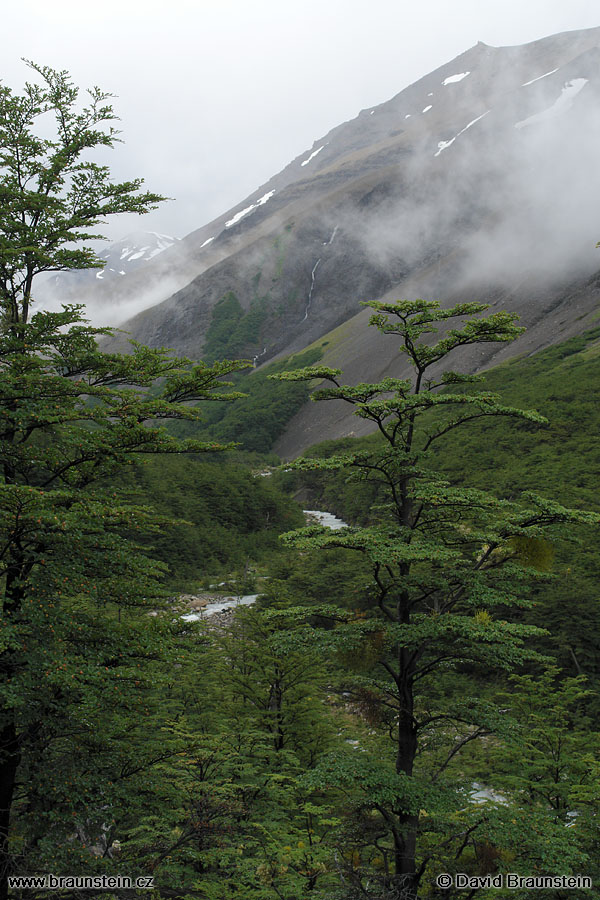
[273,301,598,898]
[0,62,246,894]
[0,61,164,323]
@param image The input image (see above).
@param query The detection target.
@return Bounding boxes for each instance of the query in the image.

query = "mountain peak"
[99,231,179,267]
[35,231,181,322]
[88,26,600,456]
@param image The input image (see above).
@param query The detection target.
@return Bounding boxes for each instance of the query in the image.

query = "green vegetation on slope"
[203,291,269,363]
[259,301,600,897]
[124,454,304,587]
[431,326,600,508]
[173,345,325,453]
[3,60,599,894]
[282,326,600,513]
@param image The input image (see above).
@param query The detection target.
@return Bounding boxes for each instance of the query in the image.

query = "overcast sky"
[4,1,599,241]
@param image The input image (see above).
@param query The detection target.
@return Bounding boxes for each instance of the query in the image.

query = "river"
[182,594,260,621]
[303,509,348,530]
[182,509,348,620]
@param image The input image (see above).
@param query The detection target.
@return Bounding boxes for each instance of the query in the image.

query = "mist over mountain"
[75,26,600,452]
[35,232,179,323]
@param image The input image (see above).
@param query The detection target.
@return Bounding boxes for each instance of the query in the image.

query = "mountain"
[90,231,179,278]
[107,27,600,454]
[35,231,179,322]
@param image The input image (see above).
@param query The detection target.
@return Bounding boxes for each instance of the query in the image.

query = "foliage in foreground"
[267,299,599,898]
[279,325,600,682]
[0,60,248,897]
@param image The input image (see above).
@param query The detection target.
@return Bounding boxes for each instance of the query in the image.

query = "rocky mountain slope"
[106,27,600,454]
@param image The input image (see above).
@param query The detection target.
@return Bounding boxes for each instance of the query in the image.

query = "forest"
[0,64,599,900]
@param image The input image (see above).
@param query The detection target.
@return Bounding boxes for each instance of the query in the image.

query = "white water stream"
[303,509,348,530]
[324,225,338,246]
[252,347,267,367]
[182,594,260,622]
[301,259,321,322]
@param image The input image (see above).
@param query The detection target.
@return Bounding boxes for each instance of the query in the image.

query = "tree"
[0,61,165,323]
[0,62,248,895]
[272,300,598,898]
[481,668,600,883]
[189,606,339,899]
[217,605,334,761]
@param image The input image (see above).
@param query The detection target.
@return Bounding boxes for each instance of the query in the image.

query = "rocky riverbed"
[179,593,260,621]
[176,510,347,625]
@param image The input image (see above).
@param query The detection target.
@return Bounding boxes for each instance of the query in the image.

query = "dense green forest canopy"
[277,325,600,681]
[264,299,599,897]
[125,454,304,586]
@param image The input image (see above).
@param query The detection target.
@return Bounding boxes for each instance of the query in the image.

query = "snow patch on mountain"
[515,78,588,129]
[225,190,276,228]
[442,71,470,85]
[301,145,326,166]
[34,230,180,320]
[522,68,559,86]
[107,232,178,267]
[435,110,490,157]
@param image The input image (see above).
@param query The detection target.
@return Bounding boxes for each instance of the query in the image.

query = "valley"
[2,24,600,899]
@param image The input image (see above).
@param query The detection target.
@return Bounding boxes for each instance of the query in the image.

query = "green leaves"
[364,300,525,368]
[269,365,342,383]
[0,61,299,894]
[0,62,165,318]
[269,295,599,894]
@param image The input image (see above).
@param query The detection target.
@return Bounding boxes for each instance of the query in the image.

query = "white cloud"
[2,2,599,240]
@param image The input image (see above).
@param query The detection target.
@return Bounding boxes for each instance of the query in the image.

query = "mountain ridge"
[99,26,600,454]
